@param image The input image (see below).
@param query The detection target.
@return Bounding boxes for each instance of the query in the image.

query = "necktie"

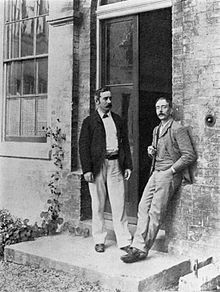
[103,113,108,118]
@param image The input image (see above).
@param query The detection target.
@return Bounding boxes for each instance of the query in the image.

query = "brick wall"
[167,0,220,257]
[76,0,97,220]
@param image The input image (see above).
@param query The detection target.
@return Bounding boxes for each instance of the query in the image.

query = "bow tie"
[103,113,109,118]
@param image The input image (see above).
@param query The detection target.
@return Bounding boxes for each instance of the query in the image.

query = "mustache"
[107,104,112,108]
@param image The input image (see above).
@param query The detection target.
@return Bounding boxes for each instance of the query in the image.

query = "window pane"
[11,0,21,21]
[6,98,20,136]
[36,97,47,136]
[21,0,35,19]
[21,98,35,135]
[23,60,35,94]
[7,62,22,96]
[110,86,134,149]
[37,0,49,15]
[38,58,48,93]
[11,22,20,58]
[4,0,10,22]
[36,16,48,54]
[4,25,10,59]
[105,19,133,84]
[21,19,34,56]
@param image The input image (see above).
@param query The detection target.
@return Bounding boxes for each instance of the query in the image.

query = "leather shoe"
[120,245,131,253]
[95,244,105,253]
[120,247,147,263]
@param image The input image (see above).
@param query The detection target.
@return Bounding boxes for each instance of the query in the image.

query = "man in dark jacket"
[121,96,197,263]
[79,87,133,253]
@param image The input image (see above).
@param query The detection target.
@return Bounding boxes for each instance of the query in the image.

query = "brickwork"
[0,157,53,223]
[77,0,93,153]
[47,0,82,223]
[77,0,96,220]
[167,0,220,257]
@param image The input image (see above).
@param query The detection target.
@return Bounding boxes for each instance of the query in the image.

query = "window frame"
[3,0,49,143]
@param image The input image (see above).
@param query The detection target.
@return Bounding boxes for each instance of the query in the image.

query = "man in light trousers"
[79,87,133,253]
[121,96,197,263]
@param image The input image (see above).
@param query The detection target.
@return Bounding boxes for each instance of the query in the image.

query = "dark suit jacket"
[79,110,133,178]
[150,118,197,183]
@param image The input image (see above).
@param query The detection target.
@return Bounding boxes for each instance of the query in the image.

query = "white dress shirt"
[98,109,118,153]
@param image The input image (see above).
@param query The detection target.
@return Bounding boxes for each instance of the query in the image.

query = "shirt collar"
[97,109,111,119]
[158,118,173,137]
[160,118,172,129]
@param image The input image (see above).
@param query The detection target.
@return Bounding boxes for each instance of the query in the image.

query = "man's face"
[97,91,112,113]
[155,98,172,122]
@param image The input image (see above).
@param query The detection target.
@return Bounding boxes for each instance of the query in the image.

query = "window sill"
[0,141,51,160]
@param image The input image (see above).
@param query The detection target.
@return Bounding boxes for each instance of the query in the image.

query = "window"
[4,0,49,142]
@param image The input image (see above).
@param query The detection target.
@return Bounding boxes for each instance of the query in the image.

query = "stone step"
[79,219,168,253]
[4,234,191,292]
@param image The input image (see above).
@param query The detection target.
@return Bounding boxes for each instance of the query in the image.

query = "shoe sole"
[121,254,147,263]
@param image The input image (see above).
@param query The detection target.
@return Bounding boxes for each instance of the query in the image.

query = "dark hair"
[155,96,172,108]
[95,87,111,99]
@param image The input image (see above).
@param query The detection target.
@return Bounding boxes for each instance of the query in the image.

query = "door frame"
[96,0,172,223]
[96,0,172,89]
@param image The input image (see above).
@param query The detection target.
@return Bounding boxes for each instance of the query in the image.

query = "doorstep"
[4,234,191,292]
[79,219,168,253]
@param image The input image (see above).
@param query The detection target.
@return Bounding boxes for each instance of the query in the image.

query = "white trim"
[0,141,51,160]
[0,1,4,142]
[96,19,101,89]
[97,0,172,19]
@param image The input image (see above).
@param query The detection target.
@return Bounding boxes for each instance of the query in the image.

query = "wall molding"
[47,12,82,27]
[97,0,172,19]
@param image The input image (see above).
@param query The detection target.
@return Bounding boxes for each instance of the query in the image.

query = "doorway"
[101,8,172,221]
[138,8,172,196]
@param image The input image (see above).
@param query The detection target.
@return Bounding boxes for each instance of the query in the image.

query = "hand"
[163,168,173,176]
[148,145,157,157]
[124,169,131,180]
[84,172,94,183]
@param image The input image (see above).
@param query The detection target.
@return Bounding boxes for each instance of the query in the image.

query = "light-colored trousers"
[131,169,182,252]
[89,159,131,248]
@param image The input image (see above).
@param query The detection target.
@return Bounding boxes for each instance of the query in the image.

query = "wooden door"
[101,15,139,220]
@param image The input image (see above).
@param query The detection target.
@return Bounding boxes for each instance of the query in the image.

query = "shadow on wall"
[80,175,92,220]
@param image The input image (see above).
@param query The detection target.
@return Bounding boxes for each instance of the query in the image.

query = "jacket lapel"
[159,118,173,138]
[92,110,106,131]
[111,112,120,138]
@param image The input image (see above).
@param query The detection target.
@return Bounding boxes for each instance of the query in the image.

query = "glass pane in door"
[103,18,133,85]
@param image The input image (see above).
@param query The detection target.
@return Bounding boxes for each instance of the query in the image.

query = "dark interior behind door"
[139,8,172,197]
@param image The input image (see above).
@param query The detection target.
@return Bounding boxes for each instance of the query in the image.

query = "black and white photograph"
[0,0,220,291]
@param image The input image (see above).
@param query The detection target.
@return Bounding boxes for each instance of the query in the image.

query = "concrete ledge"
[4,234,191,292]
